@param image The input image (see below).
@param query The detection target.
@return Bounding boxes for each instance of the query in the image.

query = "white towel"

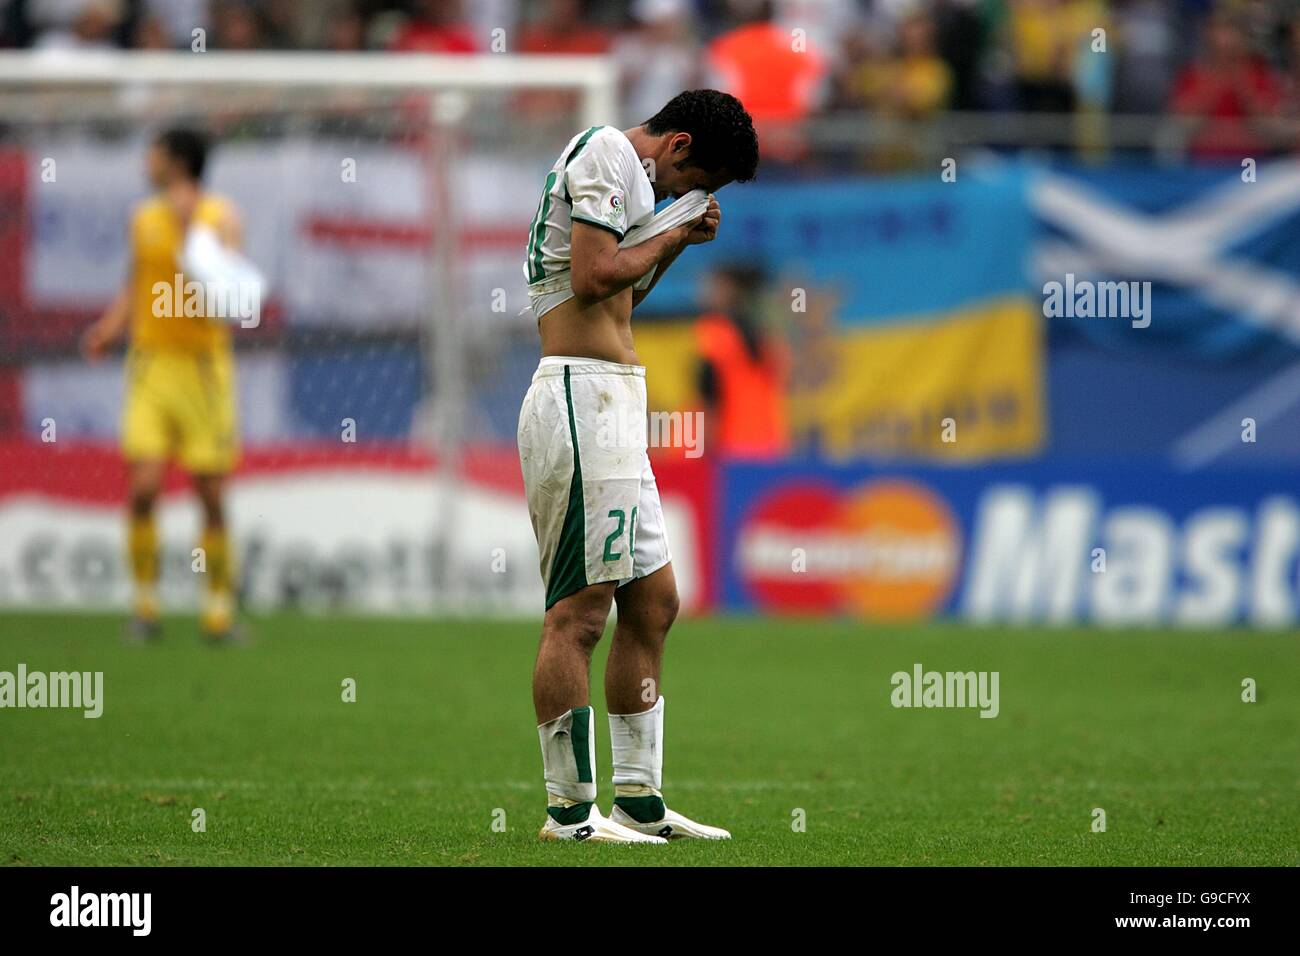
[180,224,268,325]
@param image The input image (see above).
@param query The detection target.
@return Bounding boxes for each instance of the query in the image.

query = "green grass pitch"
[1,612,1296,866]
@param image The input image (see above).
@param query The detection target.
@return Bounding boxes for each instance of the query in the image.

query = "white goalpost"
[0,51,617,126]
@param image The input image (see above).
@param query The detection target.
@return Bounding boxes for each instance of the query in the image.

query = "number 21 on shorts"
[603,507,636,562]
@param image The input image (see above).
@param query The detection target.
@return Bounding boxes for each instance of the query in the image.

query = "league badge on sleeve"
[605,192,625,229]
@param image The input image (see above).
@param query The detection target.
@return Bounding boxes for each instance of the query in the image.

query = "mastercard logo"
[736,479,961,619]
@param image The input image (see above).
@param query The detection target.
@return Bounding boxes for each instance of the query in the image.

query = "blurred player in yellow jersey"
[81,128,245,642]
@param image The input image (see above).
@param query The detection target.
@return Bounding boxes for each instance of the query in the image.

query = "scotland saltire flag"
[1031,160,1300,466]
[1031,161,1300,359]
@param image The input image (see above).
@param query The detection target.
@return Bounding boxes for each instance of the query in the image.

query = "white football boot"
[538,805,668,844]
[608,803,732,841]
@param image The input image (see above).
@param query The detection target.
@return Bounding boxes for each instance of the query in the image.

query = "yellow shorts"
[121,349,239,474]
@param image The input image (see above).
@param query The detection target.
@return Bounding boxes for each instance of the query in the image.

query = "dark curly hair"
[643,89,759,183]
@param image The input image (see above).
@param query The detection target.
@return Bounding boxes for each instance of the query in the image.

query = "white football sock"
[609,695,664,792]
[537,706,597,804]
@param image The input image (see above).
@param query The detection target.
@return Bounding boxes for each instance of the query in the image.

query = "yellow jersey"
[129,193,234,354]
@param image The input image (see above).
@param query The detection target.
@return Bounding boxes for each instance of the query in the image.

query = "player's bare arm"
[570,216,694,303]
[81,285,131,361]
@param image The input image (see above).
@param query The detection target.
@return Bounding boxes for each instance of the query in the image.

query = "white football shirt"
[523,125,657,317]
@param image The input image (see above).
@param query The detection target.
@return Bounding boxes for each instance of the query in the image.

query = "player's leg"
[534,581,614,837]
[520,360,665,843]
[604,562,677,715]
[604,466,730,840]
[533,580,615,723]
[192,472,237,641]
[120,352,171,639]
[534,582,665,843]
[125,459,165,639]
[174,351,240,641]
[605,565,675,825]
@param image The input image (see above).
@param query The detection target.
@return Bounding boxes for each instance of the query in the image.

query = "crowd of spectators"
[4,0,1297,158]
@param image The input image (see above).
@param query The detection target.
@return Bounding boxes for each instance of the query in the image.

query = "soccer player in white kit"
[518,91,759,843]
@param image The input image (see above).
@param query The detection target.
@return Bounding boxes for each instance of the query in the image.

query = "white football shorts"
[517,355,671,609]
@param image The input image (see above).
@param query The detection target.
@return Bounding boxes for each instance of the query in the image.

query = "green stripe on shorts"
[545,365,589,609]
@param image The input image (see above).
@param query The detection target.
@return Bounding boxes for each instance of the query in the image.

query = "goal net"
[0,51,616,616]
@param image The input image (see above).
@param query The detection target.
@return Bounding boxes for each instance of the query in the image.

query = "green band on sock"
[546,801,593,826]
[570,706,593,783]
[614,794,665,823]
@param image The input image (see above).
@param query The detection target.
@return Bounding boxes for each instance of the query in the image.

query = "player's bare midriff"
[538,287,640,366]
